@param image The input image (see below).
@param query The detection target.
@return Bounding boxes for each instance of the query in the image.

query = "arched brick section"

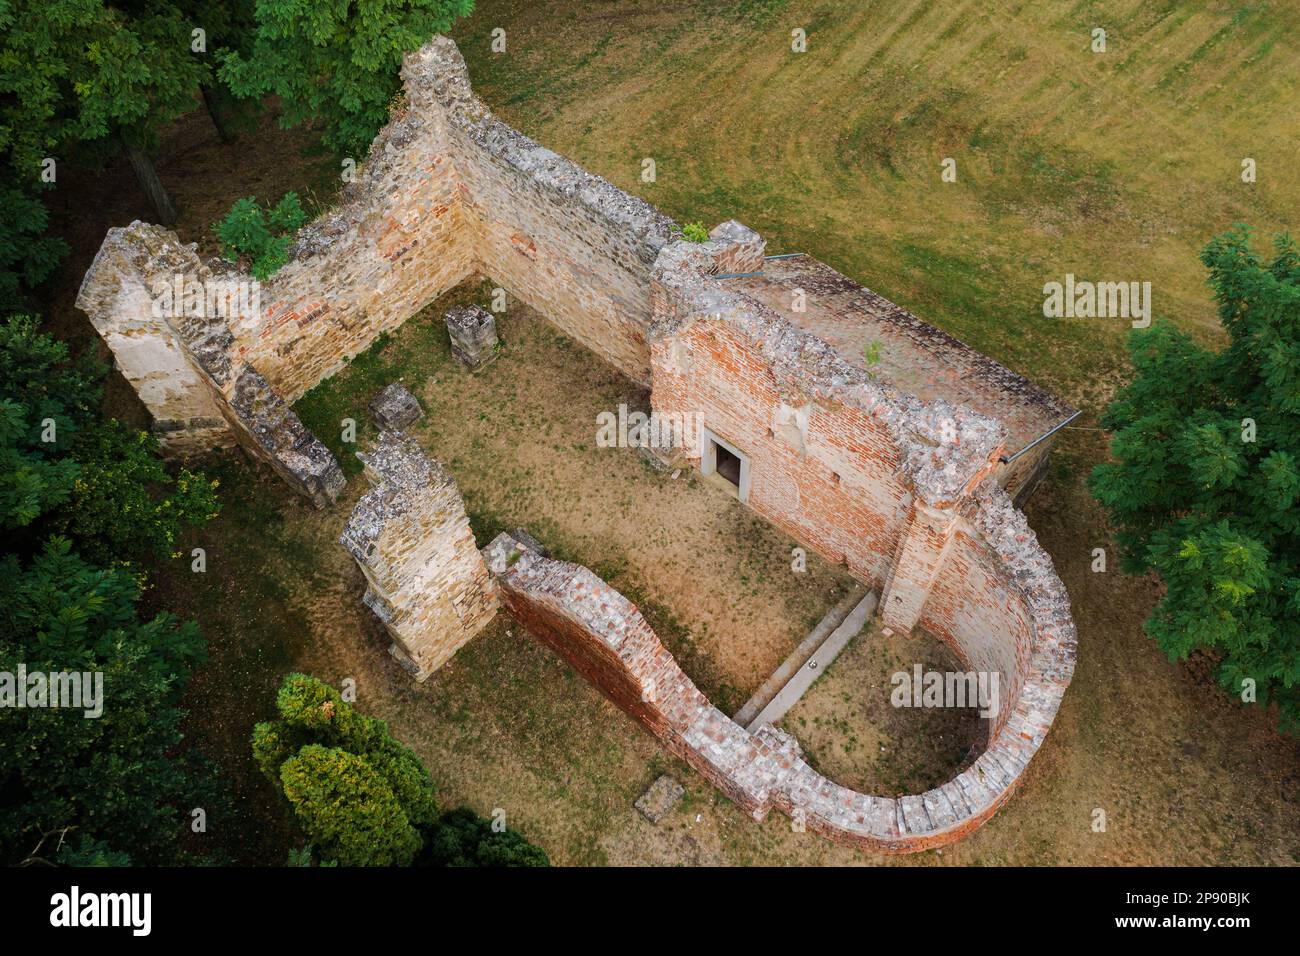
[484,489,1074,851]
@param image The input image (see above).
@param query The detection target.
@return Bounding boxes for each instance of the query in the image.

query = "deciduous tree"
[219,0,474,159]
[1091,226,1300,732]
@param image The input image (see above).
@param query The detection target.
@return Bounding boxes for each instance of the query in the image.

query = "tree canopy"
[0,315,223,865]
[1091,226,1300,733]
[219,0,474,158]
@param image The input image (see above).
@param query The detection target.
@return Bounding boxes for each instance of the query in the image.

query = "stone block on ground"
[369,382,424,430]
[635,774,685,824]
[445,305,499,369]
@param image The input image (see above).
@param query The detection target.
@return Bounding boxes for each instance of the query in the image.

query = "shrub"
[254,674,438,866]
[417,808,550,867]
[214,193,307,280]
[681,222,709,243]
[257,674,550,867]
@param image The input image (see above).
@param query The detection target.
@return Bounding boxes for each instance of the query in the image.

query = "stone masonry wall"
[76,34,1077,847]
[484,498,1074,851]
[341,432,498,680]
[76,223,345,507]
[76,222,236,455]
[226,66,476,403]
[648,237,1009,629]
[411,39,677,384]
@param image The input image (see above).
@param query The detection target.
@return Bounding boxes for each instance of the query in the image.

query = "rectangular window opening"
[715,443,742,488]
[701,426,751,503]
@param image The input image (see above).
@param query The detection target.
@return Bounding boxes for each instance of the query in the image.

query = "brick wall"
[651,316,913,586]
[648,237,1008,625]
[485,507,1074,852]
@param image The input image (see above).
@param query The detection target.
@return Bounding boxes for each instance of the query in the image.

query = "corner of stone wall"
[341,431,498,680]
[76,221,345,507]
[76,222,236,455]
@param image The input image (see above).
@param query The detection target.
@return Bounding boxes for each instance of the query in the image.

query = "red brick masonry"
[484,477,1074,852]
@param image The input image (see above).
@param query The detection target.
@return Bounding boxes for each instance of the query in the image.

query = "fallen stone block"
[635,774,685,824]
[369,382,424,430]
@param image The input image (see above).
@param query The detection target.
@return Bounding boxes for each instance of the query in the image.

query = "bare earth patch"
[777,621,986,798]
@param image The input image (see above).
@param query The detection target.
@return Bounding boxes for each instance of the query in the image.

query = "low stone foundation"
[483,498,1074,852]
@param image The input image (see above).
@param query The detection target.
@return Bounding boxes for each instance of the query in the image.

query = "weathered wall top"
[403,37,677,261]
[651,239,1008,507]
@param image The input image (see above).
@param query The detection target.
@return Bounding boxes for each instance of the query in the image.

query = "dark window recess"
[715,442,742,487]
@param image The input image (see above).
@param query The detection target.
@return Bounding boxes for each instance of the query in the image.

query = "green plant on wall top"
[680,222,710,243]
[214,192,307,281]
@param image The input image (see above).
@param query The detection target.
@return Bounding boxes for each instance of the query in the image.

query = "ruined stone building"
[76,37,1076,852]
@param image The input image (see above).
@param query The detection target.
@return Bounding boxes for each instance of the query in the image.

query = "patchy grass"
[779,621,986,796]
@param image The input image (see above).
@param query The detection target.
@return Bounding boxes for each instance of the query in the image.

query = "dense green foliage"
[0,315,218,563]
[219,0,474,158]
[0,316,223,865]
[418,807,549,867]
[1092,227,1300,733]
[0,0,266,300]
[0,540,218,865]
[0,0,230,295]
[253,674,438,866]
[214,192,307,280]
[255,674,547,867]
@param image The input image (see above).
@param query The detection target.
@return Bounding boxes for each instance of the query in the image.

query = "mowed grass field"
[453,0,1298,409]
[45,1,1300,865]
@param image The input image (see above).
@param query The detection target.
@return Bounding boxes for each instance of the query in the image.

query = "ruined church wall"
[225,98,477,403]
[75,223,237,455]
[917,524,1034,737]
[341,432,498,679]
[202,36,675,401]
[75,223,346,507]
[418,40,676,384]
[650,317,914,587]
[484,527,1073,851]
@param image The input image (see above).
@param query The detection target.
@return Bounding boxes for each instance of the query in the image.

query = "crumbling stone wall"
[227,79,476,403]
[341,431,498,680]
[76,224,345,507]
[649,237,1007,627]
[76,34,1077,846]
[407,40,676,383]
[484,504,1074,851]
[76,222,237,456]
